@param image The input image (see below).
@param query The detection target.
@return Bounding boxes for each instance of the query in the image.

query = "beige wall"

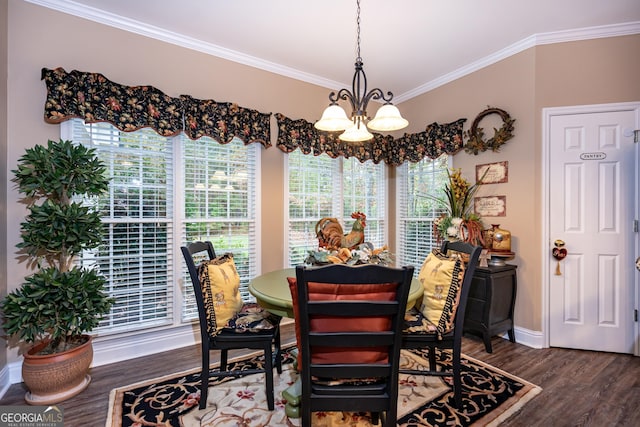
[2,1,639,367]
[400,50,540,329]
[402,34,640,332]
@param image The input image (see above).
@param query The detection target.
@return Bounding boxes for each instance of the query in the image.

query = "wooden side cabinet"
[463,264,517,353]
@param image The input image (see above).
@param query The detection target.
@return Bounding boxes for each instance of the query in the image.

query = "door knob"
[636,256,640,271]
[553,240,567,275]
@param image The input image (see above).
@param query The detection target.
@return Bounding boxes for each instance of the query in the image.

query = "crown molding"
[395,20,640,102]
[24,0,640,102]
[534,20,640,45]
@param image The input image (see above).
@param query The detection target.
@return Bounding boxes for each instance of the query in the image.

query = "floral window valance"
[42,67,271,146]
[42,67,465,164]
[275,113,466,165]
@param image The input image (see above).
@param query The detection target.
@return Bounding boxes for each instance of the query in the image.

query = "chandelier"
[314,0,408,142]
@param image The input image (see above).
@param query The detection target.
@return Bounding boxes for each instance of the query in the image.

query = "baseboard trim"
[91,324,199,367]
[501,325,544,349]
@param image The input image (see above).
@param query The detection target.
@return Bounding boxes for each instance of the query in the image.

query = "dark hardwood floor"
[1,321,639,426]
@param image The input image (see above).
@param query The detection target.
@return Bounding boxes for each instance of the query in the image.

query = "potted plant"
[1,139,114,405]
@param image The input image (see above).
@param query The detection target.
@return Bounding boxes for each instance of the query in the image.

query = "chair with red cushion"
[293,263,414,427]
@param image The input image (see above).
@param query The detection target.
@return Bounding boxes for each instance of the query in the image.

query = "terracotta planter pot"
[21,335,93,405]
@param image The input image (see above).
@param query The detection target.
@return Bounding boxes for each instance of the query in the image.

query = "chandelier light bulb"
[367,104,409,132]
[314,104,353,131]
[339,122,374,142]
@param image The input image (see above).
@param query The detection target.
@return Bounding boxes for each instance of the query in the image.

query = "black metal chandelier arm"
[327,87,394,120]
[362,87,394,106]
[329,88,357,113]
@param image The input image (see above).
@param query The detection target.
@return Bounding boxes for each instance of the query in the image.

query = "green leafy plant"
[1,139,114,354]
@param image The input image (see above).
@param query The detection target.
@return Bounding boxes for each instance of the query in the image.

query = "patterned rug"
[106,346,541,426]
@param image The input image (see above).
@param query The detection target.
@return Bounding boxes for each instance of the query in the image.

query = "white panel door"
[549,109,636,353]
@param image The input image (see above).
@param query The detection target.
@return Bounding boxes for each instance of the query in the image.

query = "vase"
[22,335,93,405]
[483,227,494,249]
[491,224,511,252]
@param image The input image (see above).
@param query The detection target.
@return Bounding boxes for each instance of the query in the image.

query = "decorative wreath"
[463,107,515,155]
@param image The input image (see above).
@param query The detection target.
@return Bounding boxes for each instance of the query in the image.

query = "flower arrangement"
[305,242,393,266]
[432,168,485,245]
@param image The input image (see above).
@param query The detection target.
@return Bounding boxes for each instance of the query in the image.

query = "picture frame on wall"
[475,195,507,217]
[476,161,508,184]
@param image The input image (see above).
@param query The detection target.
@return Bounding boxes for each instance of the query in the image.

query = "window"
[286,150,387,267]
[64,120,259,334]
[396,155,449,273]
[181,136,259,314]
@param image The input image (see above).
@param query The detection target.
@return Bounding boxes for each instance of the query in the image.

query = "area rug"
[106,346,541,426]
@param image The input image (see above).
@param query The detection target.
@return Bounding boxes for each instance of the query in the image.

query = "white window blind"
[342,157,386,248]
[396,155,449,274]
[287,150,386,266]
[67,121,175,333]
[64,120,259,332]
[181,137,259,320]
[287,151,339,266]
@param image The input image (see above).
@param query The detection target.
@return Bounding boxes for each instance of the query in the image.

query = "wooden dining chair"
[181,241,282,410]
[292,263,414,427]
[400,240,482,408]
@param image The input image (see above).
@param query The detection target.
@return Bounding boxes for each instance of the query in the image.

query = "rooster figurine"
[315,211,366,250]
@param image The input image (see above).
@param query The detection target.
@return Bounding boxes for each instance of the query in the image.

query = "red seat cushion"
[287,277,398,367]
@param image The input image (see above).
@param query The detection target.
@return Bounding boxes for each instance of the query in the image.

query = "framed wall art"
[476,161,508,184]
[475,195,507,217]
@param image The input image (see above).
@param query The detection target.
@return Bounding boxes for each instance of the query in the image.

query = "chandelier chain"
[356,0,361,61]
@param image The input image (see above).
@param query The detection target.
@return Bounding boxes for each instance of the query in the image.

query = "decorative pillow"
[288,277,398,368]
[197,253,243,335]
[414,249,466,336]
[224,302,280,334]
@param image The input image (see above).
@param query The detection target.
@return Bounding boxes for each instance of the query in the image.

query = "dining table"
[249,267,423,318]
[248,266,423,418]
